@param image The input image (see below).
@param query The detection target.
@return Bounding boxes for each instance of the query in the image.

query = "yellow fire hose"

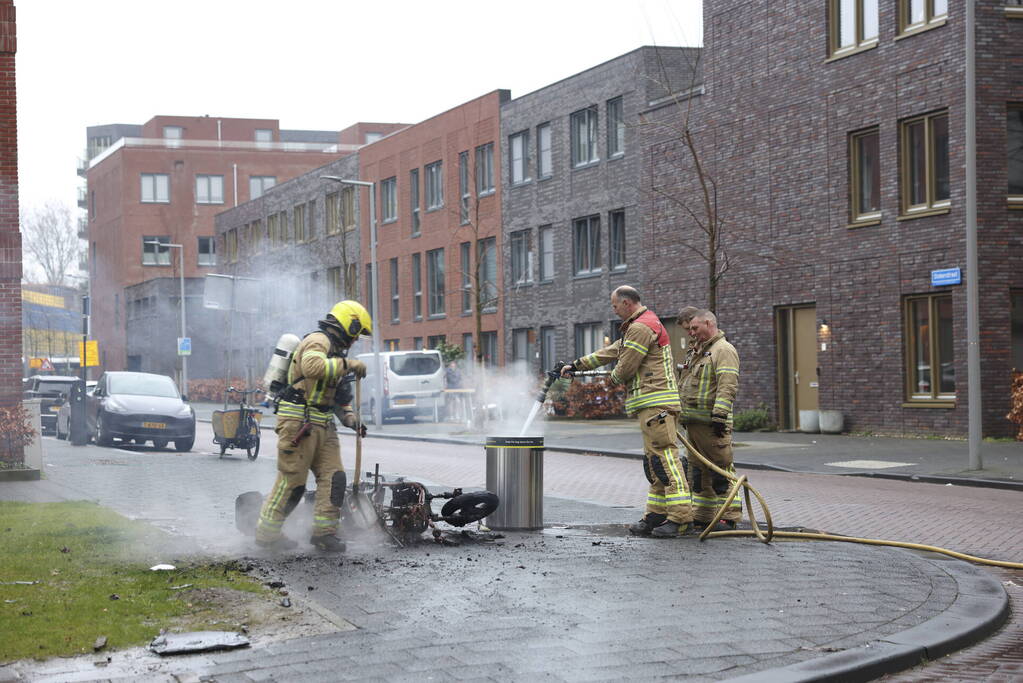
[677,428,1023,570]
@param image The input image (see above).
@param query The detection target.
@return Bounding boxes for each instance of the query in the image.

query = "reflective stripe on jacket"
[279,331,348,425]
[681,331,739,425]
[575,306,681,416]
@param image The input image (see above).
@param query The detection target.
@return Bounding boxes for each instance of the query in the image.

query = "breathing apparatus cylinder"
[262,333,301,398]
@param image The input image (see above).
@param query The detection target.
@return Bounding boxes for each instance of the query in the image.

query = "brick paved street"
[0,427,1018,681]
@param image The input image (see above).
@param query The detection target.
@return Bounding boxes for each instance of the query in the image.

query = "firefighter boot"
[255,536,298,552]
[628,513,667,536]
[310,535,346,553]
[650,521,692,538]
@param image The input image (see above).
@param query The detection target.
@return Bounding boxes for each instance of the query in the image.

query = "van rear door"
[387,352,443,404]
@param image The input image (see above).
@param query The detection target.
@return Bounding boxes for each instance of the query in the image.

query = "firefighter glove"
[340,410,367,437]
[711,415,728,438]
[345,358,368,379]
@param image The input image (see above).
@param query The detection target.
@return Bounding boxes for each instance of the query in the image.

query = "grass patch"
[0,501,265,663]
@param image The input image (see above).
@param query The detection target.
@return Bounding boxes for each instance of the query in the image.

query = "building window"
[341,186,355,231]
[412,253,423,321]
[306,200,316,240]
[410,168,421,235]
[509,131,529,185]
[537,123,552,179]
[900,110,950,215]
[609,210,626,270]
[898,0,948,36]
[365,263,373,317]
[255,128,273,143]
[140,173,169,204]
[539,225,554,281]
[460,241,472,313]
[481,331,498,367]
[250,219,264,253]
[326,192,340,235]
[163,126,183,140]
[510,229,532,284]
[540,326,556,373]
[293,203,306,242]
[459,151,470,223]
[198,236,216,266]
[390,257,400,322]
[384,339,400,351]
[142,236,170,265]
[226,229,238,263]
[195,174,224,204]
[250,175,276,199]
[427,335,447,350]
[574,322,604,359]
[512,328,530,365]
[327,266,343,301]
[427,248,445,317]
[904,293,954,401]
[478,237,497,312]
[570,106,599,168]
[426,161,443,210]
[462,333,474,361]
[573,215,601,275]
[849,127,881,223]
[1009,105,1023,206]
[267,213,280,248]
[607,97,625,157]
[365,132,383,143]
[476,143,495,195]
[829,0,879,57]
[414,337,424,350]
[380,176,397,223]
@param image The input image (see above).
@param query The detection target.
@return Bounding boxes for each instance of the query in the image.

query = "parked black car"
[23,375,80,435]
[87,372,195,451]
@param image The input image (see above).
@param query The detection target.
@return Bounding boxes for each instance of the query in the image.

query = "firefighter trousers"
[255,419,344,543]
[637,407,693,525]
[686,422,741,524]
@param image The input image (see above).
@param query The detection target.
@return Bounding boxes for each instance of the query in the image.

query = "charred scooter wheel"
[440,491,499,527]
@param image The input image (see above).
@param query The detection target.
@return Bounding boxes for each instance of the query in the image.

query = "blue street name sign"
[177,337,192,356]
[931,267,961,287]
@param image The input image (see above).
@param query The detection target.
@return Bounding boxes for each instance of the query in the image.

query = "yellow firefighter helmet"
[326,300,373,340]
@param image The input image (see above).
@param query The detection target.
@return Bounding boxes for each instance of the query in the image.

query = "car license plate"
[143,422,166,429]
[49,406,61,412]
[394,398,415,406]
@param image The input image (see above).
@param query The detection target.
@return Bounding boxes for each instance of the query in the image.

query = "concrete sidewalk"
[193,401,1023,489]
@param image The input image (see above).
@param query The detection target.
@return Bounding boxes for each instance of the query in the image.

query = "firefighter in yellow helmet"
[255,300,371,553]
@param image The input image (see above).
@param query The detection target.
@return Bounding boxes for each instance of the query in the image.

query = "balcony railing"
[76,156,88,177]
[87,137,361,170]
[76,188,87,209]
[77,217,88,239]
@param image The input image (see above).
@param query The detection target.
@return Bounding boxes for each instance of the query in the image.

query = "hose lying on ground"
[676,429,1023,571]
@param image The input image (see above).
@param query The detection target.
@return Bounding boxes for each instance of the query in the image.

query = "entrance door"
[776,305,819,430]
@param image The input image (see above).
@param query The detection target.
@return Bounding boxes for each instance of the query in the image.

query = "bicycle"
[212,387,263,461]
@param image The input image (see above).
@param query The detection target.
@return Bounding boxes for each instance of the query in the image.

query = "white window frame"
[426,161,444,210]
[537,123,553,178]
[509,131,530,185]
[197,236,216,266]
[476,143,495,196]
[249,175,276,200]
[381,176,397,223]
[142,236,170,265]
[570,106,599,168]
[195,174,224,205]
[539,224,554,281]
[607,97,625,157]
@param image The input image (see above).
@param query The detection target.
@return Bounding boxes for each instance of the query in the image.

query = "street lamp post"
[145,241,188,400]
[320,175,382,427]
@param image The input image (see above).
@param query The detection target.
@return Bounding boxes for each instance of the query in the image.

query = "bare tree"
[21,201,80,286]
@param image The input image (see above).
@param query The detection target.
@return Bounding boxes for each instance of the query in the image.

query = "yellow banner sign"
[77,340,99,367]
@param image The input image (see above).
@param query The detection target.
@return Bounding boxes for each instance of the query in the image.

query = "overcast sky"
[15,0,701,215]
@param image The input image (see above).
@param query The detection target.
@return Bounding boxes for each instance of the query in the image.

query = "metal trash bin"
[485,436,544,530]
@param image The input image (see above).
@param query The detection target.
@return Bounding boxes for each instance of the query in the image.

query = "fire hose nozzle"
[536,361,572,403]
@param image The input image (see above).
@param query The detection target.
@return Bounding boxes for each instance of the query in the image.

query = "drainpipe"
[233,164,238,207]
[965,0,982,469]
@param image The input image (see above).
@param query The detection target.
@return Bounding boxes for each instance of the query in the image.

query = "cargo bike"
[212,387,263,460]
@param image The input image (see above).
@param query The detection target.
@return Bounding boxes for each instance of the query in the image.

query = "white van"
[356,350,445,422]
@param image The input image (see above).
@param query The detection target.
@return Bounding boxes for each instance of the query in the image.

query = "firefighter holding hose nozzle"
[254,300,371,553]
[560,286,694,538]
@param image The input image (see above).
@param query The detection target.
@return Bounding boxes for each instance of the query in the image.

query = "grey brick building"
[212,151,367,385]
[500,46,702,375]
[642,1,1023,437]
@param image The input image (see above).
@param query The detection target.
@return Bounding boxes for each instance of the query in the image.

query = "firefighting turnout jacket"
[681,330,739,426]
[573,306,681,416]
[277,331,355,426]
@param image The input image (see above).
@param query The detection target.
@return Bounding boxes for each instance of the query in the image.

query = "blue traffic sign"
[177,337,192,356]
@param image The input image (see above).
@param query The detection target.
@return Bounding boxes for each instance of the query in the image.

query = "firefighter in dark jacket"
[562,286,694,538]
[254,300,371,552]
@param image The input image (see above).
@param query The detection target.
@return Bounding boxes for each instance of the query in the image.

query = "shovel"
[346,378,376,528]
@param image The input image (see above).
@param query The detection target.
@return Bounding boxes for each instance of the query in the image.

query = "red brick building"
[357,90,510,363]
[85,116,386,382]
[0,0,20,407]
